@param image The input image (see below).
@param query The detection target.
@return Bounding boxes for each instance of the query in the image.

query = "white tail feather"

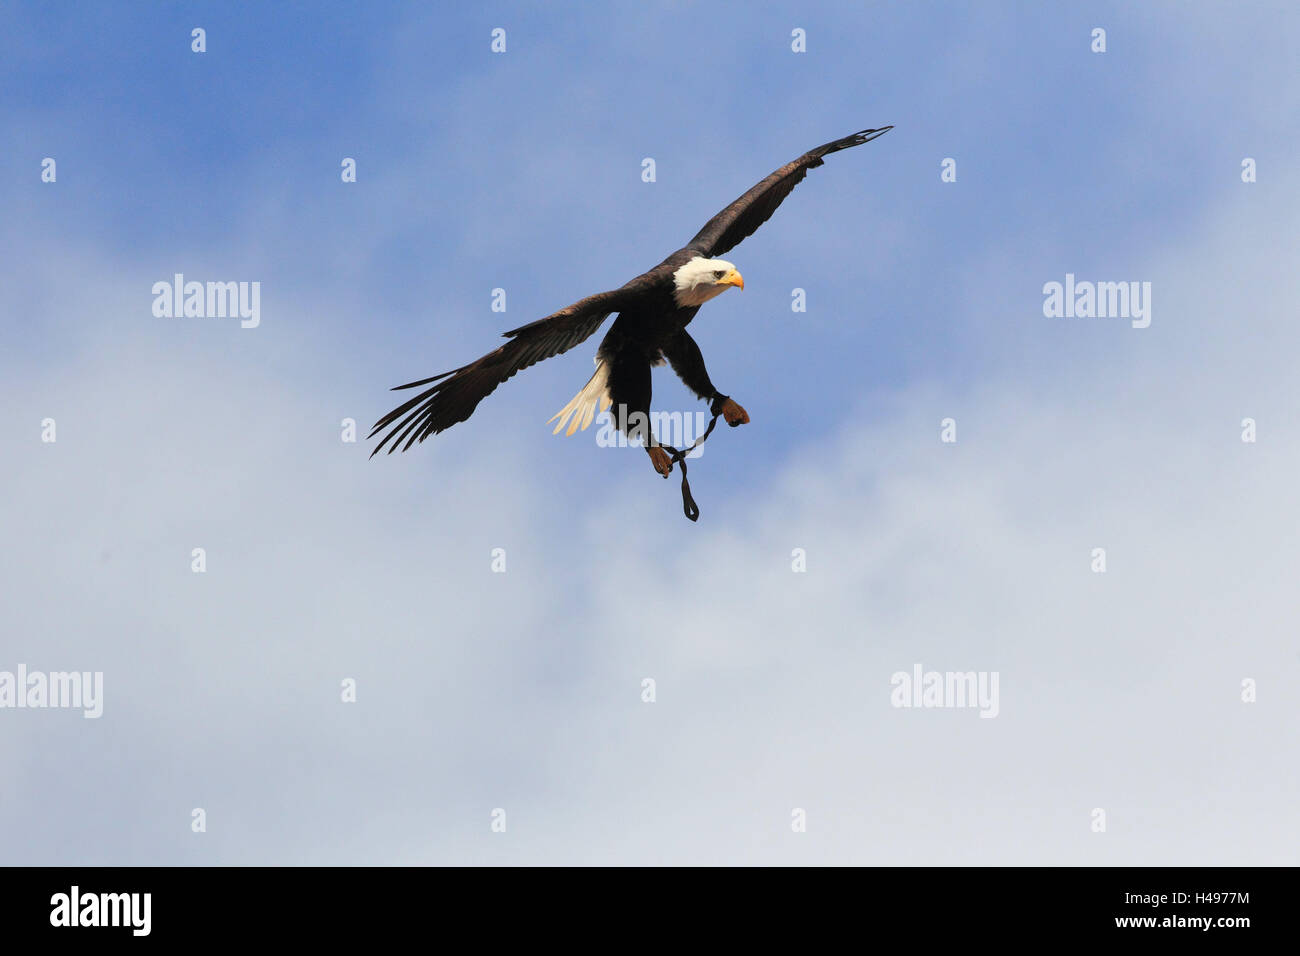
[548,360,611,436]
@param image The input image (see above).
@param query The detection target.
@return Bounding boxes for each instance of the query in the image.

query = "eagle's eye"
[712,270,725,279]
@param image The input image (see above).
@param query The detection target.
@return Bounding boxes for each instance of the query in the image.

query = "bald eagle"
[370,126,893,478]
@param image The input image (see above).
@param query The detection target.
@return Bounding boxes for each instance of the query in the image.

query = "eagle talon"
[647,446,673,477]
[720,398,750,427]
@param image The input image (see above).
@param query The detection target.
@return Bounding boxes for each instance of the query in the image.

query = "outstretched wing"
[686,127,892,258]
[369,287,636,455]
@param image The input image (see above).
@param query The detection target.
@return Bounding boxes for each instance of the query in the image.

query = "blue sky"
[2,2,1297,864]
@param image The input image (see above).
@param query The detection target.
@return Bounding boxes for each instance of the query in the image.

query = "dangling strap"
[656,394,730,522]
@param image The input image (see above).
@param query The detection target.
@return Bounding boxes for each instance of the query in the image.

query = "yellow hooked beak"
[719,268,744,290]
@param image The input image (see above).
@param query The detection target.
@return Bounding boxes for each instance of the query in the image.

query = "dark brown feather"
[686,127,892,258]
[368,287,640,455]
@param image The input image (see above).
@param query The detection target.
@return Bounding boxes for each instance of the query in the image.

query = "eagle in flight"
[371,126,893,478]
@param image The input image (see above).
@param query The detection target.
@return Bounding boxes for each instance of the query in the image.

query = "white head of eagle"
[672,256,744,308]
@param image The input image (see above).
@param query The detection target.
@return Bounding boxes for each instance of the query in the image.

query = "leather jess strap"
[655,393,731,522]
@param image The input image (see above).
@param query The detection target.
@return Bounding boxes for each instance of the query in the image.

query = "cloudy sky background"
[2,2,1297,864]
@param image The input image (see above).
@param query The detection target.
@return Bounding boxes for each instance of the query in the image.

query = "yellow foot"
[647,446,673,477]
[721,398,750,427]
